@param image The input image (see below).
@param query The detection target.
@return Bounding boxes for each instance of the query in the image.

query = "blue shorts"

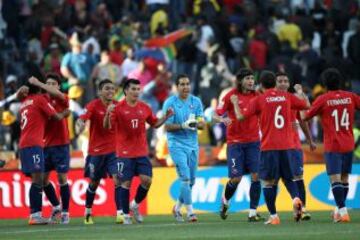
[44,145,70,173]
[84,152,120,181]
[117,156,153,181]
[19,146,44,176]
[324,152,353,175]
[227,142,260,178]
[169,147,198,185]
[290,149,304,177]
[259,150,294,181]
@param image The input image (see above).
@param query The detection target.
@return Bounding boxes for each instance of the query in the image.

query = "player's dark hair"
[321,68,342,90]
[26,81,42,95]
[275,72,296,93]
[275,72,288,78]
[259,70,276,89]
[98,79,113,90]
[175,74,190,85]
[236,68,253,82]
[123,78,140,90]
[45,73,62,85]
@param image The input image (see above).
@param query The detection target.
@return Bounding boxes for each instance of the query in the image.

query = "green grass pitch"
[2,211,360,240]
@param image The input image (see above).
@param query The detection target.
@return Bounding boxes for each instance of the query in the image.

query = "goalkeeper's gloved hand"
[181,119,198,130]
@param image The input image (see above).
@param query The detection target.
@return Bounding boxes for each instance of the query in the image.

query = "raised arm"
[103,103,115,129]
[230,95,245,121]
[28,76,65,100]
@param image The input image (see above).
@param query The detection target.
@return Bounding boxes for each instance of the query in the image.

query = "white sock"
[175,200,182,212]
[222,197,229,205]
[270,214,278,219]
[339,207,348,216]
[54,205,61,211]
[85,208,92,215]
[117,210,124,216]
[249,209,257,217]
[131,200,138,208]
[185,205,193,216]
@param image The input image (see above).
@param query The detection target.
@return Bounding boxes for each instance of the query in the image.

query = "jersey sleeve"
[38,96,57,117]
[215,94,229,116]
[162,98,174,124]
[304,96,325,120]
[80,101,94,120]
[146,105,158,126]
[353,93,360,110]
[290,94,308,110]
[61,53,71,68]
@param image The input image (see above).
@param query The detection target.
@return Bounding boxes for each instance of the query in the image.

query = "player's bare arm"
[294,84,310,108]
[153,107,174,128]
[75,118,86,135]
[16,85,29,101]
[28,76,65,100]
[103,103,115,129]
[230,94,245,121]
[212,112,232,126]
[299,120,316,151]
[52,109,70,121]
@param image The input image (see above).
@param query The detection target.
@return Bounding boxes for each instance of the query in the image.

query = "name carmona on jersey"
[20,99,34,109]
[327,98,352,106]
[266,96,286,102]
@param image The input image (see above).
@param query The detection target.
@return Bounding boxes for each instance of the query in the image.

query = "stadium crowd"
[1,0,360,163]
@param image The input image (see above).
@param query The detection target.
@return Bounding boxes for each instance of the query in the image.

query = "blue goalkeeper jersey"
[162,94,204,150]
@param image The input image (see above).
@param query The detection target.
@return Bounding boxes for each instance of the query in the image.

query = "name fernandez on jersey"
[327,98,351,106]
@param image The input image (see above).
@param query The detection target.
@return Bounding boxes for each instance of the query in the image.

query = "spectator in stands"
[61,32,95,104]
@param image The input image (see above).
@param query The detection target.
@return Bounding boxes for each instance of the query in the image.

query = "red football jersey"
[305,90,360,152]
[113,99,158,158]
[44,94,70,147]
[216,88,260,144]
[19,94,57,148]
[80,99,117,155]
[242,88,308,151]
[291,110,302,149]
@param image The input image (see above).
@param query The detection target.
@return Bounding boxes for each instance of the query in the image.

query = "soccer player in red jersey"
[19,77,68,225]
[232,71,309,225]
[104,78,173,224]
[275,72,316,221]
[76,79,123,225]
[303,68,360,223]
[213,68,263,222]
[29,74,71,224]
